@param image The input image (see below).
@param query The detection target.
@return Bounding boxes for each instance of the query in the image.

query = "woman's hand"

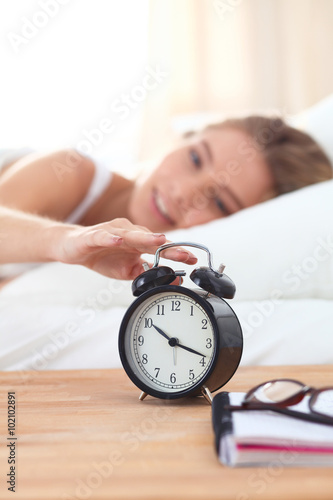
[55,218,197,280]
[0,208,196,280]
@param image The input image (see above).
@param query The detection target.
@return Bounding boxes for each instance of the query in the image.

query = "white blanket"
[0,263,131,371]
[1,261,333,371]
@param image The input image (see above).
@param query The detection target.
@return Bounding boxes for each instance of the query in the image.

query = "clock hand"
[176,342,206,358]
[152,324,177,365]
[152,324,205,357]
[152,324,172,342]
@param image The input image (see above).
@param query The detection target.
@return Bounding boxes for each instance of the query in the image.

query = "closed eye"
[189,149,202,168]
[215,198,231,216]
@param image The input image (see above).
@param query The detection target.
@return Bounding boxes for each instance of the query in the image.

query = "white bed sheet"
[1,262,332,371]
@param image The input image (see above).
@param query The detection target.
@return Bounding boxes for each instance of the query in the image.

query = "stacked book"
[212,392,333,467]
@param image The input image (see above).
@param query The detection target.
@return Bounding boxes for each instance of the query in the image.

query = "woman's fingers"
[81,228,198,265]
[161,247,197,265]
[119,230,166,249]
[81,229,123,249]
[72,220,198,277]
[119,232,198,264]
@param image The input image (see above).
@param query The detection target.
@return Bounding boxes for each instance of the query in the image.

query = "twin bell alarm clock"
[118,242,243,404]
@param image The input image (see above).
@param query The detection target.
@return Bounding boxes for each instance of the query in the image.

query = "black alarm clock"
[118,242,243,404]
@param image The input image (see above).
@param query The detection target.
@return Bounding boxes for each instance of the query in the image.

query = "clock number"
[138,335,144,346]
[142,354,148,364]
[206,338,212,349]
[171,300,181,312]
[190,305,194,316]
[170,372,176,384]
[199,356,206,367]
[157,304,165,315]
[154,367,160,378]
[201,319,208,329]
[189,369,195,380]
[144,318,153,328]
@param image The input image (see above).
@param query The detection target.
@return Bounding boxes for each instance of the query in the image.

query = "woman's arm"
[0,150,196,279]
[0,207,196,280]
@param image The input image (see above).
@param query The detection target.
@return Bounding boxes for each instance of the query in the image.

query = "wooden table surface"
[0,365,333,500]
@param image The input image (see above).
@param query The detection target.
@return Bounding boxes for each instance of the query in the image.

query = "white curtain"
[139,0,333,159]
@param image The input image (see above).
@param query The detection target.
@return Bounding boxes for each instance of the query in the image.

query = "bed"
[1,94,333,371]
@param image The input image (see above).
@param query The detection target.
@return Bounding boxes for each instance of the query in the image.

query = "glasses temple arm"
[226,404,333,427]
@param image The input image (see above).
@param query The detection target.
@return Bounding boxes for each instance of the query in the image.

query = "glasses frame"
[225,378,333,427]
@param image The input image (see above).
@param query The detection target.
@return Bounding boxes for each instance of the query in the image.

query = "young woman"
[0,115,332,287]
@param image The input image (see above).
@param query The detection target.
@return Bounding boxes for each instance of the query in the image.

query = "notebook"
[212,392,333,467]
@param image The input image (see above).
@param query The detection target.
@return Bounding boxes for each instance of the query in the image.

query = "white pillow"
[166,179,333,301]
[234,299,333,366]
[289,93,333,166]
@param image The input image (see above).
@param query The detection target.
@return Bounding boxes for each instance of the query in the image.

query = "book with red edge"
[212,392,333,467]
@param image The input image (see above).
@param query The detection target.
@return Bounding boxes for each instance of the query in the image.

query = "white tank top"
[0,149,113,280]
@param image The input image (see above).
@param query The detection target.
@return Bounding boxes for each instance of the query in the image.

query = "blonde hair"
[205,116,333,195]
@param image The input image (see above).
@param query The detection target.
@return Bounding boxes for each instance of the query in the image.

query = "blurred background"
[1,0,333,175]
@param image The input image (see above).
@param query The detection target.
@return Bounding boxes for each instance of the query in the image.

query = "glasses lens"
[252,380,305,403]
[311,390,333,418]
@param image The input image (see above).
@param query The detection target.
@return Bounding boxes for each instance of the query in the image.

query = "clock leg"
[201,385,213,405]
[139,391,148,401]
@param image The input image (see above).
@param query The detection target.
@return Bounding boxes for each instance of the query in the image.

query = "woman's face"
[128,127,274,232]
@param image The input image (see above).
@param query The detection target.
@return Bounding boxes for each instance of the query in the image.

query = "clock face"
[119,288,218,397]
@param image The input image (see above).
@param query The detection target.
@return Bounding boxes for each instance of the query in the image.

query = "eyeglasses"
[225,378,333,426]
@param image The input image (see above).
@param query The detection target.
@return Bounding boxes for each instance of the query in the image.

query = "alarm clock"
[118,242,243,404]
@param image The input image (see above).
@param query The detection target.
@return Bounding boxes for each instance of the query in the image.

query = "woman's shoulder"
[0,149,96,221]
